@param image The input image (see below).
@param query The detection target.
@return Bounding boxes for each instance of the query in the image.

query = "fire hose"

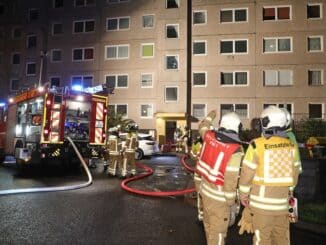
[0,136,92,195]
[121,154,196,197]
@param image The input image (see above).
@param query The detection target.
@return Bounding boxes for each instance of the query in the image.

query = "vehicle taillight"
[44,129,49,135]
[46,99,51,106]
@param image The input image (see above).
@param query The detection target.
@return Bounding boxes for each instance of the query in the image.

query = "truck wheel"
[135,149,144,160]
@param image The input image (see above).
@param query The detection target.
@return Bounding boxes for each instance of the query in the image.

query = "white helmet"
[281,108,292,128]
[219,112,242,134]
[260,106,287,130]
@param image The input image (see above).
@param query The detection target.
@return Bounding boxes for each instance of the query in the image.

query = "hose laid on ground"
[0,136,92,195]
[121,154,196,197]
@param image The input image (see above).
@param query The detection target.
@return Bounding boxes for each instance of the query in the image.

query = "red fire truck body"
[4,87,108,166]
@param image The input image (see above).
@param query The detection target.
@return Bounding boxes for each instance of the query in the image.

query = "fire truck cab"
[4,86,108,167]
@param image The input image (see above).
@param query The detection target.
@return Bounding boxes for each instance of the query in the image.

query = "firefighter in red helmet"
[197,110,244,245]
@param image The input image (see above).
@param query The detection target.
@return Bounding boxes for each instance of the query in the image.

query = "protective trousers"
[252,211,289,245]
[108,154,122,176]
[201,193,230,245]
[194,172,203,221]
[122,151,136,176]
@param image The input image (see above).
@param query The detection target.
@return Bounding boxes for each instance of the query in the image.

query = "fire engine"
[2,86,108,167]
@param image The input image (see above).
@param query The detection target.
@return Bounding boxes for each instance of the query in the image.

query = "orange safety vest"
[196,131,240,186]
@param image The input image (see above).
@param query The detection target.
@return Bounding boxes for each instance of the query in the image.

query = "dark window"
[52,50,62,62]
[74,22,84,33]
[220,41,233,53]
[13,27,22,38]
[221,73,233,85]
[85,21,95,32]
[12,53,20,64]
[166,25,178,38]
[277,7,290,19]
[193,73,206,86]
[27,35,37,48]
[51,77,60,87]
[309,104,322,119]
[54,0,64,8]
[29,9,39,21]
[235,9,247,21]
[73,49,83,60]
[84,48,94,60]
[166,87,178,101]
[27,63,36,75]
[11,79,19,91]
[235,40,247,53]
[106,76,116,89]
[107,19,118,30]
[193,42,206,55]
[53,23,63,35]
[263,7,275,20]
[307,4,321,18]
[0,4,4,15]
[193,11,206,24]
[166,0,178,9]
[220,10,232,22]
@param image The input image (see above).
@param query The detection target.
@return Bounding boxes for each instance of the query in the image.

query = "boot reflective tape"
[250,200,288,211]
[218,233,223,245]
[255,230,261,245]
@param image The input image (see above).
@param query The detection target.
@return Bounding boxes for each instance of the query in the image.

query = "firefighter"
[181,125,190,154]
[104,126,123,177]
[197,110,244,245]
[190,135,204,223]
[122,123,139,177]
[238,105,301,245]
[174,125,183,153]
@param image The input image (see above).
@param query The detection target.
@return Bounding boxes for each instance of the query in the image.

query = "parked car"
[119,133,160,160]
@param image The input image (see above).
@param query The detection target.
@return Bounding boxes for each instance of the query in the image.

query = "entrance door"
[165,121,176,144]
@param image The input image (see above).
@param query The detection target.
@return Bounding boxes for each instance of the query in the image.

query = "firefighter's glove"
[237,207,253,235]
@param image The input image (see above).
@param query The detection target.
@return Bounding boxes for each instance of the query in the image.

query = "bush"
[300,202,326,225]
[293,118,326,143]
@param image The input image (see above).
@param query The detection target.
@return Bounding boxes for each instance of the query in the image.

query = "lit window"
[141,104,153,118]
[105,45,129,59]
[263,6,291,21]
[193,10,206,24]
[52,23,63,35]
[193,41,206,55]
[263,37,292,53]
[193,104,206,118]
[193,72,206,87]
[26,63,36,76]
[308,36,323,52]
[307,3,322,19]
[27,35,37,48]
[105,74,128,88]
[12,53,20,65]
[220,8,247,23]
[221,71,248,85]
[142,15,154,28]
[166,24,179,38]
[309,103,323,119]
[166,0,179,9]
[166,55,178,70]
[141,73,153,88]
[71,75,93,88]
[308,70,323,86]
[263,70,293,86]
[141,43,154,58]
[220,39,248,54]
[107,17,130,31]
[165,87,178,102]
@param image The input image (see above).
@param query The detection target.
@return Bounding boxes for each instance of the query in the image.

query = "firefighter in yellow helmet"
[104,126,123,177]
[239,105,301,245]
[122,123,139,178]
[197,110,244,245]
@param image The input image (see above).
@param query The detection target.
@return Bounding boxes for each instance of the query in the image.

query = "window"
[142,15,154,28]
[12,53,20,65]
[141,43,154,58]
[26,63,36,76]
[71,75,93,88]
[193,10,206,24]
[72,48,94,61]
[73,20,95,33]
[220,104,248,118]
[10,79,20,91]
[193,72,206,87]
[105,45,129,59]
[53,0,63,8]
[166,24,178,38]
[263,37,292,53]
[12,27,22,39]
[166,0,179,9]
[193,104,206,118]
[165,87,178,102]
[307,3,322,19]
[193,40,206,55]
[141,73,153,88]
[108,0,129,3]
[28,9,39,21]
[309,103,323,119]
[105,74,128,88]
[109,104,128,117]
[220,8,247,23]
[220,39,248,54]
[264,70,293,86]
[308,70,323,86]
[107,17,130,31]
[308,36,323,52]
[50,77,61,87]
[52,23,63,35]
[141,104,153,118]
[166,55,178,70]
[263,6,291,21]
[221,71,248,85]
[27,35,37,48]
[0,4,4,16]
[75,0,95,7]
[51,49,62,62]
[263,103,292,114]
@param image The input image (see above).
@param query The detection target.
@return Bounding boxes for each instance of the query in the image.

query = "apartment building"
[0,0,325,144]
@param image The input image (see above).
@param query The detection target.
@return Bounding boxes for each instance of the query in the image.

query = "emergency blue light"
[0,102,5,107]
[71,84,83,91]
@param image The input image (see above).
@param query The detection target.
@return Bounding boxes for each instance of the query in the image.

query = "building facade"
[0,0,325,144]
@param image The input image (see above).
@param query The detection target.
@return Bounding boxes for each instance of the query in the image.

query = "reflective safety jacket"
[125,132,138,153]
[197,131,240,186]
[239,135,301,215]
[108,135,122,156]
